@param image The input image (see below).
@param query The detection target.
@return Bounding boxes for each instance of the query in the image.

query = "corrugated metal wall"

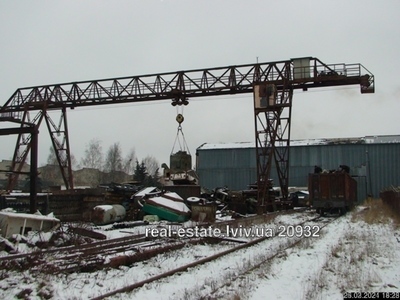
[196,143,400,201]
[196,147,256,189]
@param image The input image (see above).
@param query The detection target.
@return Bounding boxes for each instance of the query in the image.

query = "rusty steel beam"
[3,105,74,191]
[6,110,45,191]
[0,57,374,204]
[0,58,374,114]
[44,107,74,189]
[253,78,293,210]
[0,125,38,212]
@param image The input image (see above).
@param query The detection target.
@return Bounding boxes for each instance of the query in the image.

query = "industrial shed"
[196,135,400,200]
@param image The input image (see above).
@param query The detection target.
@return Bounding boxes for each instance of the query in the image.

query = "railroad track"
[0,233,147,262]
[0,208,308,274]
[90,213,336,300]
[206,215,337,297]
[0,232,209,274]
[0,232,176,273]
[0,221,245,273]
[0,233,148,259]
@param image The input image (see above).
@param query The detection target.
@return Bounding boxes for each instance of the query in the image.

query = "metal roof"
[197,135,400,150]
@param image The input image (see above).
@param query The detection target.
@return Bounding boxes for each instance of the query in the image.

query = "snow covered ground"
[0,202,399,300]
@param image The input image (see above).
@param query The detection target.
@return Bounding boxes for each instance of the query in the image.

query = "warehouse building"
[196,135,400,201]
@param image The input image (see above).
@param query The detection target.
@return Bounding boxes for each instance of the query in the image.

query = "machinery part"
[176,113,184,124]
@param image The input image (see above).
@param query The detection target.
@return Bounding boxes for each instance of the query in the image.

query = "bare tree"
[46,145,77,169]
[41,146,77,185]
[123,148,136,175]
[80,138,103,170]
[143,155,160,177]
[104,142,123,173]
[39,147,61,186]
[70,154,77,170]
[46,145,58,165]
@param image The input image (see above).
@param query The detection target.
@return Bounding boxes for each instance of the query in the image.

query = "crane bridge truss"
[0,57,374,211]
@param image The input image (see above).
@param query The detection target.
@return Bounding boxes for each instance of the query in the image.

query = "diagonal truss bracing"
[1,57,374,114]
[0,57,374,205]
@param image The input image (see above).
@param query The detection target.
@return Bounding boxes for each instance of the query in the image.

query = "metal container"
[170,151,192,172]
[308,172,357,214]
[91,204,126,225]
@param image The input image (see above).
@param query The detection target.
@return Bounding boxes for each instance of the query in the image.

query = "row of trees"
[79,138,159,176]
[44,138,160,186]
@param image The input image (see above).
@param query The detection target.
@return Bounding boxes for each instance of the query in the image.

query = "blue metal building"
[196,135,400,201]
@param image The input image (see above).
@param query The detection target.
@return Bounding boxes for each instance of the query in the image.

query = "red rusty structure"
[0,57,374,212]
[380,186,400,216]
[308,172,357,215]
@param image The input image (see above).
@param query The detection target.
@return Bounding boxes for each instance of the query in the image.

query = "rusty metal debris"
[380,186,400,215]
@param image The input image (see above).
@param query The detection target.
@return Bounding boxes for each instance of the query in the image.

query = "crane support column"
[254,81,293,212]
[0,125,38,212]
[44,106,74,189]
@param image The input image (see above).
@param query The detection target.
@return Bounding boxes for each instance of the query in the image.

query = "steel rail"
[208,215,339,296]
[90,214,330,300]
[0,233,148,262]
[0,208,301,263]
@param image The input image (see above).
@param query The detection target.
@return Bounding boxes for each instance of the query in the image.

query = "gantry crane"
[0,57,374,212]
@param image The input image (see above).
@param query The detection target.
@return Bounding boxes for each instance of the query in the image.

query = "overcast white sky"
[0,0,399,169]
